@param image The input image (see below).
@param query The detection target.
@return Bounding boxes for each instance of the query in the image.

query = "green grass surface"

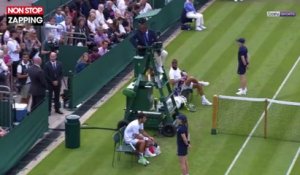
[30,0,300,174]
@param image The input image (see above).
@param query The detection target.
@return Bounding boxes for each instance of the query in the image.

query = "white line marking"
[225,56,300,175]
[286,147,300,175]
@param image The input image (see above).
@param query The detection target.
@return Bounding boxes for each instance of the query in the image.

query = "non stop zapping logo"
[6,6,44,25]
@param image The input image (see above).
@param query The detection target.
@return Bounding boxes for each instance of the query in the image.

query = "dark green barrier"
[149,0,166,9]
[69,38,135,108]
[147,0,185,32]
[0,101,12,128]
[0,99,48,174]
[58,45,88,76]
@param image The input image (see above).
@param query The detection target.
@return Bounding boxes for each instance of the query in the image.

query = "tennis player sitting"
[169,59,211,106]
[124,113,158,165]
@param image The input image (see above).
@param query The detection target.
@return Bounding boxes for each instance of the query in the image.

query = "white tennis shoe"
[236,89,247,95]
[202,99,212,106]
[199,81,210,86]
[196,27,203,31]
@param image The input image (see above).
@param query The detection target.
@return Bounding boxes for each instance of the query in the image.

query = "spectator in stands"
[41,33,59,60]
[108,19,121,43]
[27,57,47,111]
[117,0,129,16]
[77,0,91,18]
[23,32,32,53]
[28,31,42,59]
[169,59,212,106]
[63,5,77,24]
[184,0,206,31]
[7,29,20,85]
[0,21,7,44]
[0,50,8,86]
[2,45,11,67]
[74,17,91,46]
[111,0,119,12]
[121,12,133,33]
[60,16,74,33]
[60,16,74,45]
[98,40,109,56]
[75,52,90,73]
[23,24,35,33]
[87,12,98,34]
[19,41,28,60]
[2,45,12,89]
[55,7,65,24]
[94,26,110,46]
[124,113,156,165]
[89,46,101,63]
[0,21,10,44]
[44,52,64,115]
[112,18,127,39]
[106,19,119,45]
[17,52,31,104]
[103,1,115,20]
[95,4,109,30]
[132,3,141,16]
[139,0,152,14]
[130,18,167,73]
[16,24,25,43]
[45,16,61,40]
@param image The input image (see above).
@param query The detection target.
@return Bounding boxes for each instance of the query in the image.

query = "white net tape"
[218,95,300,107]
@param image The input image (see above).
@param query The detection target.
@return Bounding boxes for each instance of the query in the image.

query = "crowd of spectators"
[0,0,156,110]
[41,0,156,72]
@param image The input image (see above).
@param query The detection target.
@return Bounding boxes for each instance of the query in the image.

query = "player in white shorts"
[169,59,212,105]
[124,113,156,165]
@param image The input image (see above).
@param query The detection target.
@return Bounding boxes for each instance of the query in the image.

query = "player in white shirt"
[169,59,212,105]
[124,113,156,165]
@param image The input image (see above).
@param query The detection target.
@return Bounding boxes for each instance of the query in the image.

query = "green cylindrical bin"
[65,115,80,149]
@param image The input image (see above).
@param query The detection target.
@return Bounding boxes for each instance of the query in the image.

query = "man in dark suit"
[130,18,168,73]
[27,57,48,111]
[44,52,64,114]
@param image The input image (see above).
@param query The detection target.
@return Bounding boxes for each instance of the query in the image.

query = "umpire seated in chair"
[130,18,168,74]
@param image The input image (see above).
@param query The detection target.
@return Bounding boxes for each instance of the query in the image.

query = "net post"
[264,99,268,139]
[211,95,218,135]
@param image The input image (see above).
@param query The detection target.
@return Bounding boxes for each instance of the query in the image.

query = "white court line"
[286,147,300,175]
[225,56,300,175]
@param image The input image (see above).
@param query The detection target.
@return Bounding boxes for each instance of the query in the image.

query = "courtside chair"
[181,8,194,30]
[112,126,137,167]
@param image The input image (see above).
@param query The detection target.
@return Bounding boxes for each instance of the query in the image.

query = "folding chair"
[181,9,194,30]
[112,126,137,167]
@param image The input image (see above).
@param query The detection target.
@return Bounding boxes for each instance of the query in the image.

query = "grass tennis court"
[30,0,300,174]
